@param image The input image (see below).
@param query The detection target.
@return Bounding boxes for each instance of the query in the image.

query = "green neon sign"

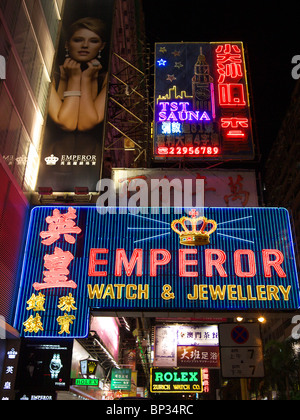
[150,369,203,394]
[75,378,99,387]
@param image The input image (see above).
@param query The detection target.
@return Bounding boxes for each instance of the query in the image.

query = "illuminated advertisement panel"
[150,368,203,394]
[37,0,115,192]
[15,207,300,338]
[154,42,254,160]
[154,325,220,369]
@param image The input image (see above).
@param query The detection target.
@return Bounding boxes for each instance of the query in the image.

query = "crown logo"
[7,348,18,359]
[45,154,59,166]
[16,155,28,166]
[171,209,217,246]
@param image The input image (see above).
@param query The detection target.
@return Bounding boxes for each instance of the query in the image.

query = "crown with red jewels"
[171,209,217,246]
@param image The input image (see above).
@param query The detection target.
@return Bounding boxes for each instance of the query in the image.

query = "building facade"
[0,0,63,392]
[264,80,300,269]
[0,0,299,401]
[262,80,300,344]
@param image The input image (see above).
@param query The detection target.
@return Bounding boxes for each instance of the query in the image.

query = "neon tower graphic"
[192,47,214,113]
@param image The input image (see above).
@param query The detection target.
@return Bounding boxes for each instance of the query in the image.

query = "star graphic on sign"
[174,61,184,69]
[157,59,167,66]
[159,47,167,53]
[172,50,181,57]
[166,74,177,82]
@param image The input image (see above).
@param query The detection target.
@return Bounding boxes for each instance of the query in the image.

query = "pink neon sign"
[33,207,81,291]
[158,101,211,123]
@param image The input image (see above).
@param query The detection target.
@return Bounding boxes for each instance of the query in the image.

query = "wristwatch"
[49,354,63,379]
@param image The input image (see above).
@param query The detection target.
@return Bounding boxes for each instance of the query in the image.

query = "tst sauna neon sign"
[157,101,211,123]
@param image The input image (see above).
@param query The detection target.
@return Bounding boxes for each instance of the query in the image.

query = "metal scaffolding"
[102,0,151,177]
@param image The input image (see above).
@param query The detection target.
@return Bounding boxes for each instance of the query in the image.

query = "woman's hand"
[62,58,82,79]
[82,60,103,80]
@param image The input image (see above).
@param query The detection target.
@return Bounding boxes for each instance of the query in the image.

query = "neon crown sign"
[171,209,217,246]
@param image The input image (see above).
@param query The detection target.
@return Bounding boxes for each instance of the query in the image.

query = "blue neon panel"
[15,207,300,338]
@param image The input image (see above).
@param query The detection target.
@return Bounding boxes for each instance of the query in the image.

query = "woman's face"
[67,28,104,62]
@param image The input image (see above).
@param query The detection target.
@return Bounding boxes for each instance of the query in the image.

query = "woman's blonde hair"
[67,17,107,42]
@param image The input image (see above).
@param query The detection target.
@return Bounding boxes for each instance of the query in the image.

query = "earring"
[98,50,102,60]
[65,48,70,58]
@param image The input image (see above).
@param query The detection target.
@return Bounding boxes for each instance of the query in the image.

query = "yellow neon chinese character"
[57,293,77,312]
[26,293,46,312]
[57,313,76,335]
[23,314,44,333]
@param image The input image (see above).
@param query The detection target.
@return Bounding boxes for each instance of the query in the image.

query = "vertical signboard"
[154,42,254,160]
[0,340,20,401]
[37,0,115,192]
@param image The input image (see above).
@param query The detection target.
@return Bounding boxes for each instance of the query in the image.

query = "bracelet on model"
[63,91,81,98]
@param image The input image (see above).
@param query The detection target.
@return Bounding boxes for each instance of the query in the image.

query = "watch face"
[50,355,62,374]
[50,361,61,371]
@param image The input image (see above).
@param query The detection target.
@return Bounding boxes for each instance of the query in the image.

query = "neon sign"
[20,207,80,337]
[15,207,300,338]
[158,101,211,123]
[150,368,203,394]
[157,146,219,156]
[154,42,254,160]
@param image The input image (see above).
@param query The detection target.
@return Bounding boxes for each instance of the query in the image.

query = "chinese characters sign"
[17,207,82,338]
[0,341,20,400]
[15,207,300,338]
[154,42,254,160]
[154,325,220,369]
[177,346,220,369]
[111,369,132,391]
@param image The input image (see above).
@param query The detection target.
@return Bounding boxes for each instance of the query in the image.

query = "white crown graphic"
[45,154,59,166]
[16,155,28,166]
[7,348,18,359]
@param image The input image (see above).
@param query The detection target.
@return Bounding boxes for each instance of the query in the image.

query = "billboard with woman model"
[38,0,114,192]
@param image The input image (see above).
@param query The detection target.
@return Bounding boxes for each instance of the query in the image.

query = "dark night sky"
[141,1,299,161]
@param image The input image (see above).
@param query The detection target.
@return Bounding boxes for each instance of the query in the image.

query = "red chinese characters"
[221,117,249,139]
[216,44,243,84]
[33,247,77,291]
[215,44,250,141]
[224,175,250,207]
[33,208,81,291]
[40,207,82,245]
